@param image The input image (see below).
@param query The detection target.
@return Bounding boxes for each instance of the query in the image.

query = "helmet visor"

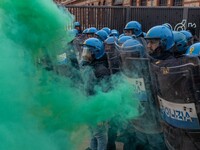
[81,46,93,62]
[124,29,133,36]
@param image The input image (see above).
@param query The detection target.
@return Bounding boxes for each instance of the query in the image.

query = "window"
[159,0,167,6]
[173,0,182,6]
[113,0,123,5]
[140,0,147,6]
[132,0,137,6]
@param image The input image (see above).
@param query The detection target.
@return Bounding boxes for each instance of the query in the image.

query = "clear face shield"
[116,43,145,74]
[124,29,133,36]
[104,43,120,74]
[119,51,141,72]
[87,33,95,38]
[124,29,138,37]
[106,44,117,56]
[81,46,94,63]
[105,44,116,57]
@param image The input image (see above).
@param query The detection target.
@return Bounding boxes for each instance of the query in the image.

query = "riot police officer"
[145,25,176,61]
[94,30,109,42]
[117,37,166,150]
[104,36,120,74]
[74,21,82,35]
[146,25,200,150]
[172,31,188,57]
[185,42,200,57]
[123,21,147,47]
[80,37,110,150]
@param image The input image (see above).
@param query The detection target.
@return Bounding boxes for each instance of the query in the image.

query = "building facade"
[59,0,200,6]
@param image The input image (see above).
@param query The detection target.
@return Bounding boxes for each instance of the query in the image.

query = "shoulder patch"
[189,47,194,54]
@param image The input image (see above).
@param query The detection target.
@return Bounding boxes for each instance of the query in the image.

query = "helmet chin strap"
[160,39,167,50]
[150,46,164,58]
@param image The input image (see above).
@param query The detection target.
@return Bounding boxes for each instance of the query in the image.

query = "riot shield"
[116,41,162,134]
[152,56,200,150]
[115,39,145,75]
[105,42,120,74]
[72,35,85,63]
[122,57,162,134]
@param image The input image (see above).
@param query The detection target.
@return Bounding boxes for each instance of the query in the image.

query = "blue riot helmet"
[105,36,117,45]
[120,39,145,57]
[124,21,143,37]
[104,36,117,52]
[81,38,104,63]
[109,29,119,37]
[180,30,193,46]
[82,28,88,34]
[102,27,111,35]
[74,21,82,34]
[143,32,147,37]
[119,33,125,38]
[172,31,188,53]
[117,36,132,46]
[185,42,200,56]
[94,30,108,42]
[162,23,173,31]
[180,30,193,40]
[86,27,98,38]
[118,39,145,73]
[78,28,88,41]
[87,27,97,33]
[74,21,81,27]
[145,25,175,51]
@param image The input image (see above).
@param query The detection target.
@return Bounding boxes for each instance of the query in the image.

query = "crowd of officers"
[55,20,200,150]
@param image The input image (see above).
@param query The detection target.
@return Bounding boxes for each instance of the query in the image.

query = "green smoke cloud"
[0,0,140,150]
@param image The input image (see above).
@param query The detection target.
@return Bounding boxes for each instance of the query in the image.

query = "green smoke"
[0,0,140,150]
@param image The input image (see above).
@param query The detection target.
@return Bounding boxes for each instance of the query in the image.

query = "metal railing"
[65,5,200,37]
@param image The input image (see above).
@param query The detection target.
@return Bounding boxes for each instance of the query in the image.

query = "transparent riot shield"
[72,36,85,64]
[105,43,120,74]
[122,58,162,133]
[116,40,162,134]
[152,56,200,150]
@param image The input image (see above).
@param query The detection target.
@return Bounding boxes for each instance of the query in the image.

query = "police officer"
[94,30,109,42]
[102,27,111,35]
[81,37,110,150]
[104,36,120,74]
[185,42,200,57]
[86,27,98,38]
[103,36,121,150]
[145,25,176,61]
[118,37,167,150]
[144,25,180,150]
[146,25,200,150]
[186,27,199,43]
[180,30,194,48]
[172,31,188,57]
[74,21,82,35]
[123,21,147,47]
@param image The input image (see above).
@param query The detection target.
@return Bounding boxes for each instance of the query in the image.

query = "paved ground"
[116,142,124,150]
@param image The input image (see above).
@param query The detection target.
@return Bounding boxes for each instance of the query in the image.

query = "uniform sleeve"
[94,64,110,79]
[94,64,111,93]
